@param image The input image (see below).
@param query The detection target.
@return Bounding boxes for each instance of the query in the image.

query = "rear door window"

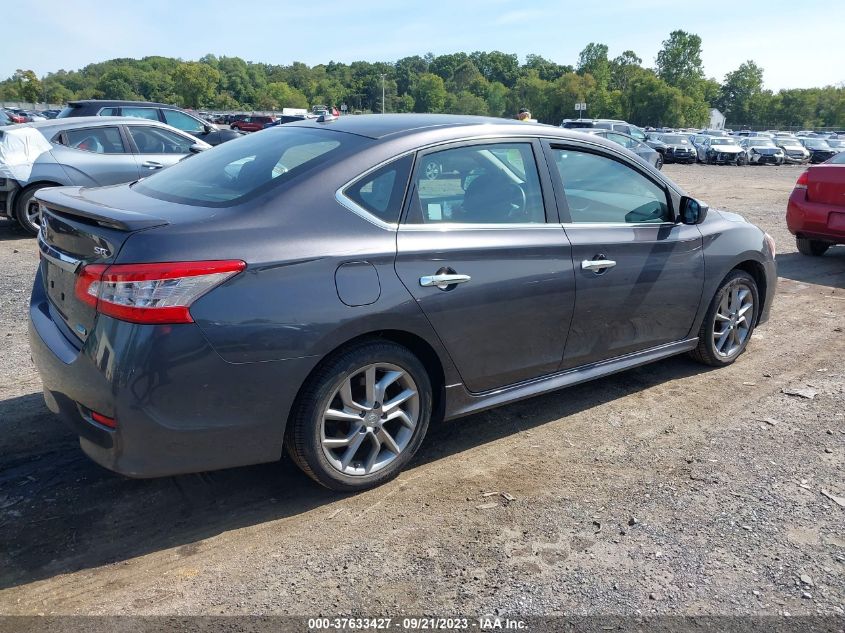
[406,142,546,224]
[62,127,127,154]
[121,107,160,121]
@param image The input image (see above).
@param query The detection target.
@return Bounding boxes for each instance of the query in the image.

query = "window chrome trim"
[560,221,677,229]
[334,149,417,231]
[399,222,561,231]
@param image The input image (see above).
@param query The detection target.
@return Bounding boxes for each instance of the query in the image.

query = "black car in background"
[654,133,696,164]
[58,100,242,146]
[798,137,837,164]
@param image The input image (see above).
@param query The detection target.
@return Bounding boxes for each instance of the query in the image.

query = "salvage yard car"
[576,128,663,169]
[697,136,745,165]
[0,116,210,234]
[786,151,845,256]
[29,114,776,492]
[775,137,810,164]
[655,133,697,164]
[799,137,838,164]
[740,137,785,165]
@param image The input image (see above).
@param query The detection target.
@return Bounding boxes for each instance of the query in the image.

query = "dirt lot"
[0,164,843,618]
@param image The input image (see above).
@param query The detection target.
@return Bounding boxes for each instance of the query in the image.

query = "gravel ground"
[0,164,843,619]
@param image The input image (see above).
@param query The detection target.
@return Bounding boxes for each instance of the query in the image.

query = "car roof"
[67,99,176,108]
[1,116,180,132]
[285,113,538,140]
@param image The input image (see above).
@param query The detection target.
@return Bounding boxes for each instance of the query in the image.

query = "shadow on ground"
[0,355,712,590]
[776,248,845,289]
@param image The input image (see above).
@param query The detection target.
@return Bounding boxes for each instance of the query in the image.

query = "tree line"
[2,31,843,129]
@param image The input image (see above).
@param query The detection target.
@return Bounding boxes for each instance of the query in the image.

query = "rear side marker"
[90,410,117,429]
[74,260,246,325]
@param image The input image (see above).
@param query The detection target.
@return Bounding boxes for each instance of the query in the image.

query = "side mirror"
[679,196,708,225]
[189,143,207,154]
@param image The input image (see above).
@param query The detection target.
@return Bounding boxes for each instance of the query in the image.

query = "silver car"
[0,116,209,234]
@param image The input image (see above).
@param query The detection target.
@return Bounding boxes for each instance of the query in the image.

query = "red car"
[230,115,276,132]
[786,152,845,256]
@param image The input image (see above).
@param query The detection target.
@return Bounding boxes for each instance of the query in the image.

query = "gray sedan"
[30,114,776,491]
[0,116,209,234]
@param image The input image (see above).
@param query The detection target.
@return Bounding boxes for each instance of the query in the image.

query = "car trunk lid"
[36,185,170,343]
[807,164,845,206]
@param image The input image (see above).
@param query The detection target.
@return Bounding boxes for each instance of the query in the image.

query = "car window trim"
[400,137,555,227]
[541,139,677,225]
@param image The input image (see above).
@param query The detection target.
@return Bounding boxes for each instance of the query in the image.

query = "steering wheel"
[504,183,528,220]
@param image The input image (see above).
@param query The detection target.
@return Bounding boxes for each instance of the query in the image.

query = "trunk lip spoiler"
[35,186,170,232]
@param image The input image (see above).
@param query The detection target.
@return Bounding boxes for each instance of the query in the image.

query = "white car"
[740,138,786,165]
[697,136,745,164]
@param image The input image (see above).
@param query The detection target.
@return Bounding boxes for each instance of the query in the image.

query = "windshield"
[778,140,803,148]
[711,138,737,145]
[827,139,845,147]
[662,135,689,144]
[134,126,359,207]
[803,139,831,149]
[827,152,845,164]
[747,139,776,147]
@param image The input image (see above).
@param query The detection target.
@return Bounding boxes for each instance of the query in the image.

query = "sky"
[3,0,844,92]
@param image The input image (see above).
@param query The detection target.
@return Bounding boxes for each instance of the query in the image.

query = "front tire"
[286,340,432,492]
[796,237,830,256]
[654,154,664,170]
[690,270,759,367]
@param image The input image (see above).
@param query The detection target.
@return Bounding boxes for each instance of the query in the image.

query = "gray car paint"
[29,114,776,478]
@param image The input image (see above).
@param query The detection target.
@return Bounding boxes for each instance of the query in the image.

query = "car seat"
[459,172,521,223]
[73,135,105,153]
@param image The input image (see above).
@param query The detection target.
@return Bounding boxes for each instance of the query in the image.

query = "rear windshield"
[56,105,80,119]
[133,126,357,207]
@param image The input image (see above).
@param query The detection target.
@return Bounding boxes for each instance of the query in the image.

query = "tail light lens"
[75,260,246,324]
[794,170,809,190]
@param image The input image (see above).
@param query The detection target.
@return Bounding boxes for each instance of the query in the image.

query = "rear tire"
[14,185,48,236]
[796,237,830,257]
[285,340,432,492]
[690,270,759,367]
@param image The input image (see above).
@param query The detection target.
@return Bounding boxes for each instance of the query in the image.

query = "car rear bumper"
[786,190,845,244]
[28,267,319,477]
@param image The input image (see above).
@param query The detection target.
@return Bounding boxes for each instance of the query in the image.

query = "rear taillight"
[794,170,809,190]
[74,260,246,324]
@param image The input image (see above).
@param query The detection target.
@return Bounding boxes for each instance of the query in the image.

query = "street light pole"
[380,74,386,114]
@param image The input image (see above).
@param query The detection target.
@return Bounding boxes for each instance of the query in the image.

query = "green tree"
[12,69,42,103]
[655,30,704,93]
[412,73,447,112]
[173,62,220,108]
[609,50,642,91]
[577,43,610,89]
[255,82,308,110]
[717,61,764,126]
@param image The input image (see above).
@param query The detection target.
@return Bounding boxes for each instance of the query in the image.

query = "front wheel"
[286,340,432,492]
[654,154,664,170]
[796,237,830,256]
[690,270,759,367]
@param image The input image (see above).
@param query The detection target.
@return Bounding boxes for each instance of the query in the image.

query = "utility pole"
[380,74,386,114]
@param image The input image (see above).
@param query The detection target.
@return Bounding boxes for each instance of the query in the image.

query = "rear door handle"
[141,161,163,169]
[581,259,617,271]
[419,273,472,289]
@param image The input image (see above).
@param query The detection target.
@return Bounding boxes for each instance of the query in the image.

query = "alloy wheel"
[712,283,754,358]
[320,363,419,476]
[25,198,40,232]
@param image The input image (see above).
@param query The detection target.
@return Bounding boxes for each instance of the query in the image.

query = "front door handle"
[141,161,164,169]
[581,259,617,272]
[419,273,472,289]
